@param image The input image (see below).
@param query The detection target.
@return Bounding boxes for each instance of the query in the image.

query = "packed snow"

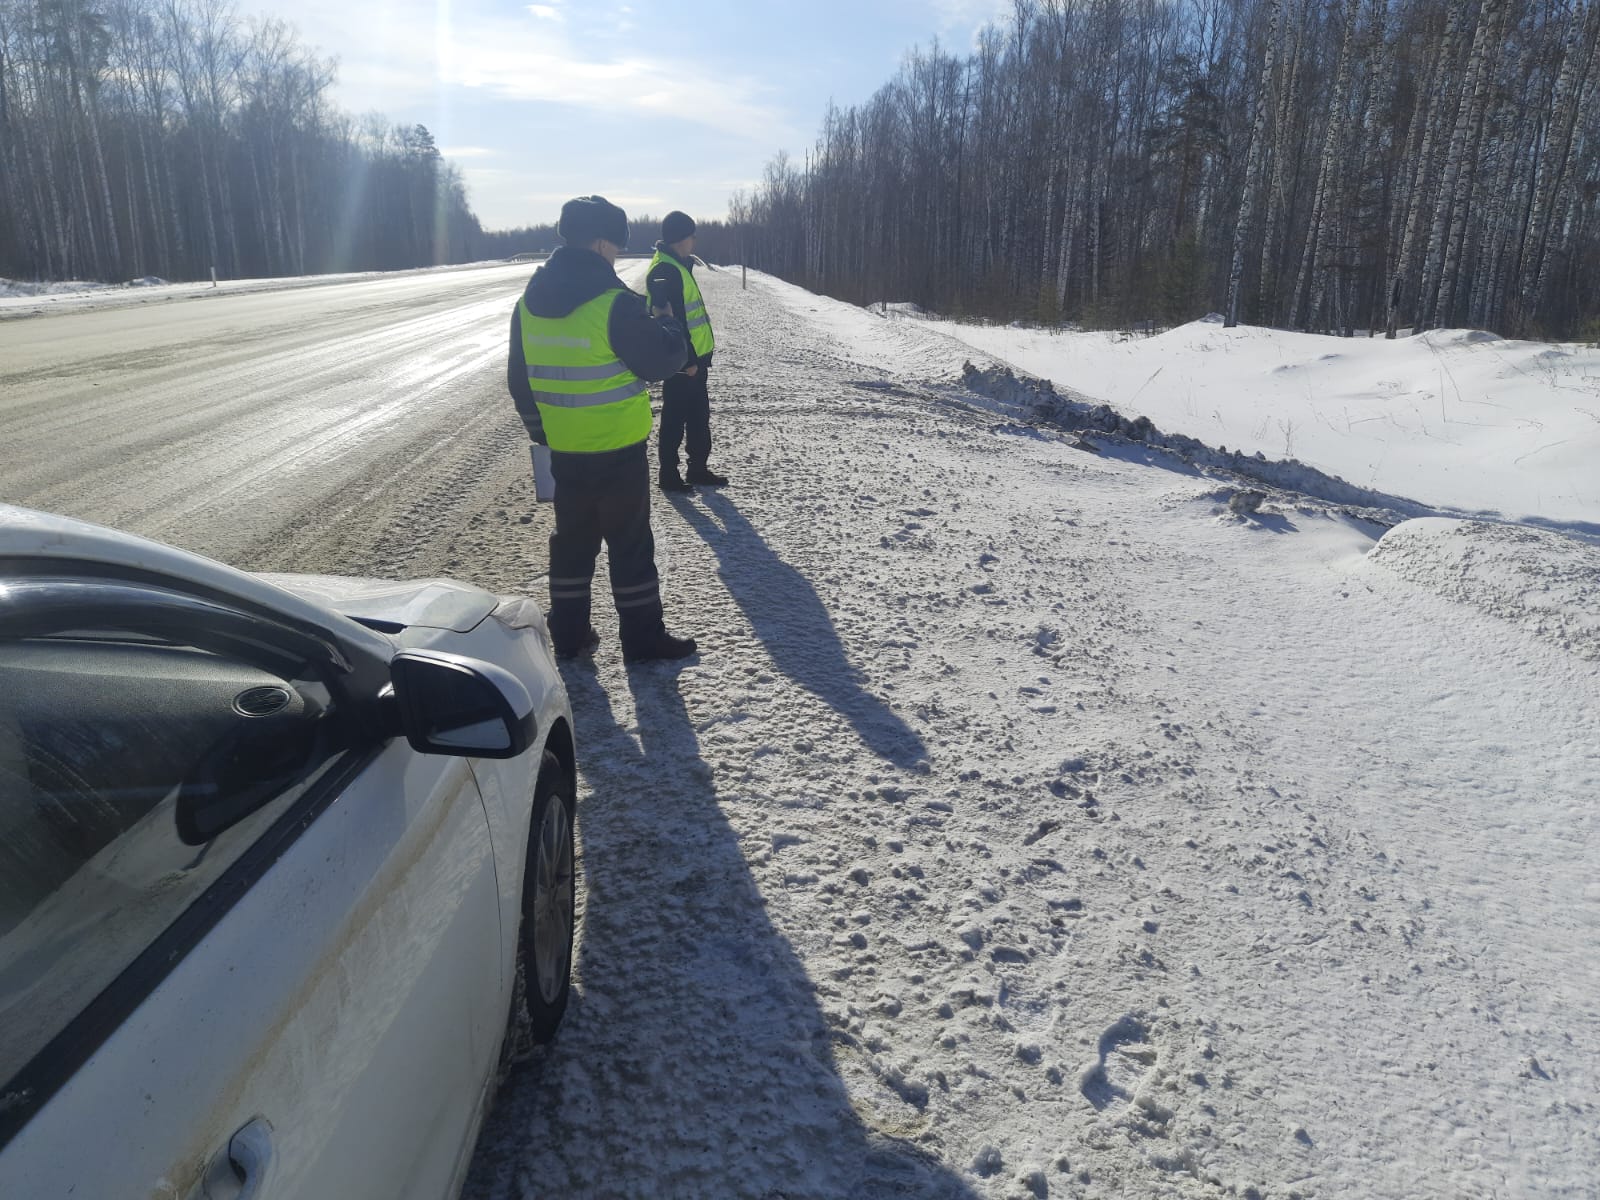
[464,266,1600,1199]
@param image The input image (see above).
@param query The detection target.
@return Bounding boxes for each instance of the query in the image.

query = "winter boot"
[658,471,695,494]
[622,627,699,664]
[685,466,729,487]
[553,626,600,660]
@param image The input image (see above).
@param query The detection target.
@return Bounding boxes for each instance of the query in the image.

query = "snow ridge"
[961,361,1440,526]
[1370,518,1600,661]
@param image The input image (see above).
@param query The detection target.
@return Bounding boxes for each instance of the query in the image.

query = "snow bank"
[1370,518,1600,661]
[866,300,929,318]
[960,360,1431,522]
[0,276,168,298]
[921,315,1600,529]
[0,278,118,298]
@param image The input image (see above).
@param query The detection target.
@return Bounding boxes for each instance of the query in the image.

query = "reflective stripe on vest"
[648,251,715,356]
[518,290,651,452]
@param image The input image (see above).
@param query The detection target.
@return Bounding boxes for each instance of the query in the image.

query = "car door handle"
[199,1117,275,1200]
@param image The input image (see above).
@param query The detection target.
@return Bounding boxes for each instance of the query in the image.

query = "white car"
[0,505,577,1199]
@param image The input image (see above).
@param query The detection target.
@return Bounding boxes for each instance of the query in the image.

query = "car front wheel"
[507,750,576,1057]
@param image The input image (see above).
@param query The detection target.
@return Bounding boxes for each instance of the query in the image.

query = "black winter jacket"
[645,242,713,372]
[507,247,689,445]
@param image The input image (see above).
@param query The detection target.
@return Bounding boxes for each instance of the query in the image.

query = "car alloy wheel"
[518,750,575,1044]
[531,783,574,1005]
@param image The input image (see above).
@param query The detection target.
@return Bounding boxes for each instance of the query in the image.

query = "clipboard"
[531,443,556,502]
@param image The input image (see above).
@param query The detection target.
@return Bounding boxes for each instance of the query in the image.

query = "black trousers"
[658,367,711,476]
[546,443,663,651]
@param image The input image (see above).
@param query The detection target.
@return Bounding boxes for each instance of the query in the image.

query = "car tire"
[502,750,576,1067]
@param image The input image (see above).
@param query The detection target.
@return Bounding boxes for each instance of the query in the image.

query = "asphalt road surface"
[0,260,620,586]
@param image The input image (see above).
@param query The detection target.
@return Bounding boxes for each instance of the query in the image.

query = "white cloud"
[287,1,795,146]
[438,22,790,144]
[440,145,497,159]
[931,0,1013,38]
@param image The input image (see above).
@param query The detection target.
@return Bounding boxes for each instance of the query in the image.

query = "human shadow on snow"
[462,664,977,1199]
[671,492,929,772]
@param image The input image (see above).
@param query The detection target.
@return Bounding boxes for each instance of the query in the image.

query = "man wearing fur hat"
[646,211,726,492]
[507,194,699,664]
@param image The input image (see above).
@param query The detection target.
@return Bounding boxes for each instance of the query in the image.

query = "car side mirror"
[388,649,536,759]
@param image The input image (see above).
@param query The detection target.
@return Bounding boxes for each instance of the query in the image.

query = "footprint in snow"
[1079,1015,1167,1129]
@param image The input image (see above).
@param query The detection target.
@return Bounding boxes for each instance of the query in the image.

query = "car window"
[0,631,352,1088]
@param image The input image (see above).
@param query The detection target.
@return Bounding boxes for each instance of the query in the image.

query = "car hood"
[255,573,500,633]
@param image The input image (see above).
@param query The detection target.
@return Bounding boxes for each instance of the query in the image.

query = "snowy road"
[3,264,1596,1198]
[0,261,553,571]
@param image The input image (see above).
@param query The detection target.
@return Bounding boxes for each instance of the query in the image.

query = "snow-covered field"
[890,310,1600,532]
[464,268,1600,1198]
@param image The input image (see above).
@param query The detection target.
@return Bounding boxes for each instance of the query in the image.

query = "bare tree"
[1226,0,1281,327]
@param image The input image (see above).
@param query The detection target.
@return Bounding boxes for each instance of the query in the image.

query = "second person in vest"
[647,211,726,493]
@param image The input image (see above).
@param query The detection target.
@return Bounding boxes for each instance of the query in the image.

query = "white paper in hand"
[531,443,556,502]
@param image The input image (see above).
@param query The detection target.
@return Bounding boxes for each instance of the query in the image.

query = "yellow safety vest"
[648,251,715,357]
[518,289,652,453]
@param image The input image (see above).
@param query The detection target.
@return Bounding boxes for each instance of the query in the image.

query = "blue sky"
[266,0,1011,231]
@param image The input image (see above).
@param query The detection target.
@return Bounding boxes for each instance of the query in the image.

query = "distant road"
[0,260,643,577]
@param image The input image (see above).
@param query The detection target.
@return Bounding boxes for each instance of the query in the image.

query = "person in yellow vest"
[506,195,698,663]
[646,211,726,492]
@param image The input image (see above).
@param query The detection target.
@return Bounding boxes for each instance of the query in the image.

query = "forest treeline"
[0,0,487,283]
[475,217,727,259]
[722,0,1600,338]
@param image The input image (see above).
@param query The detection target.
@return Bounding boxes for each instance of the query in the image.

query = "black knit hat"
[558,195,628,248]
[661,210,696,243]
